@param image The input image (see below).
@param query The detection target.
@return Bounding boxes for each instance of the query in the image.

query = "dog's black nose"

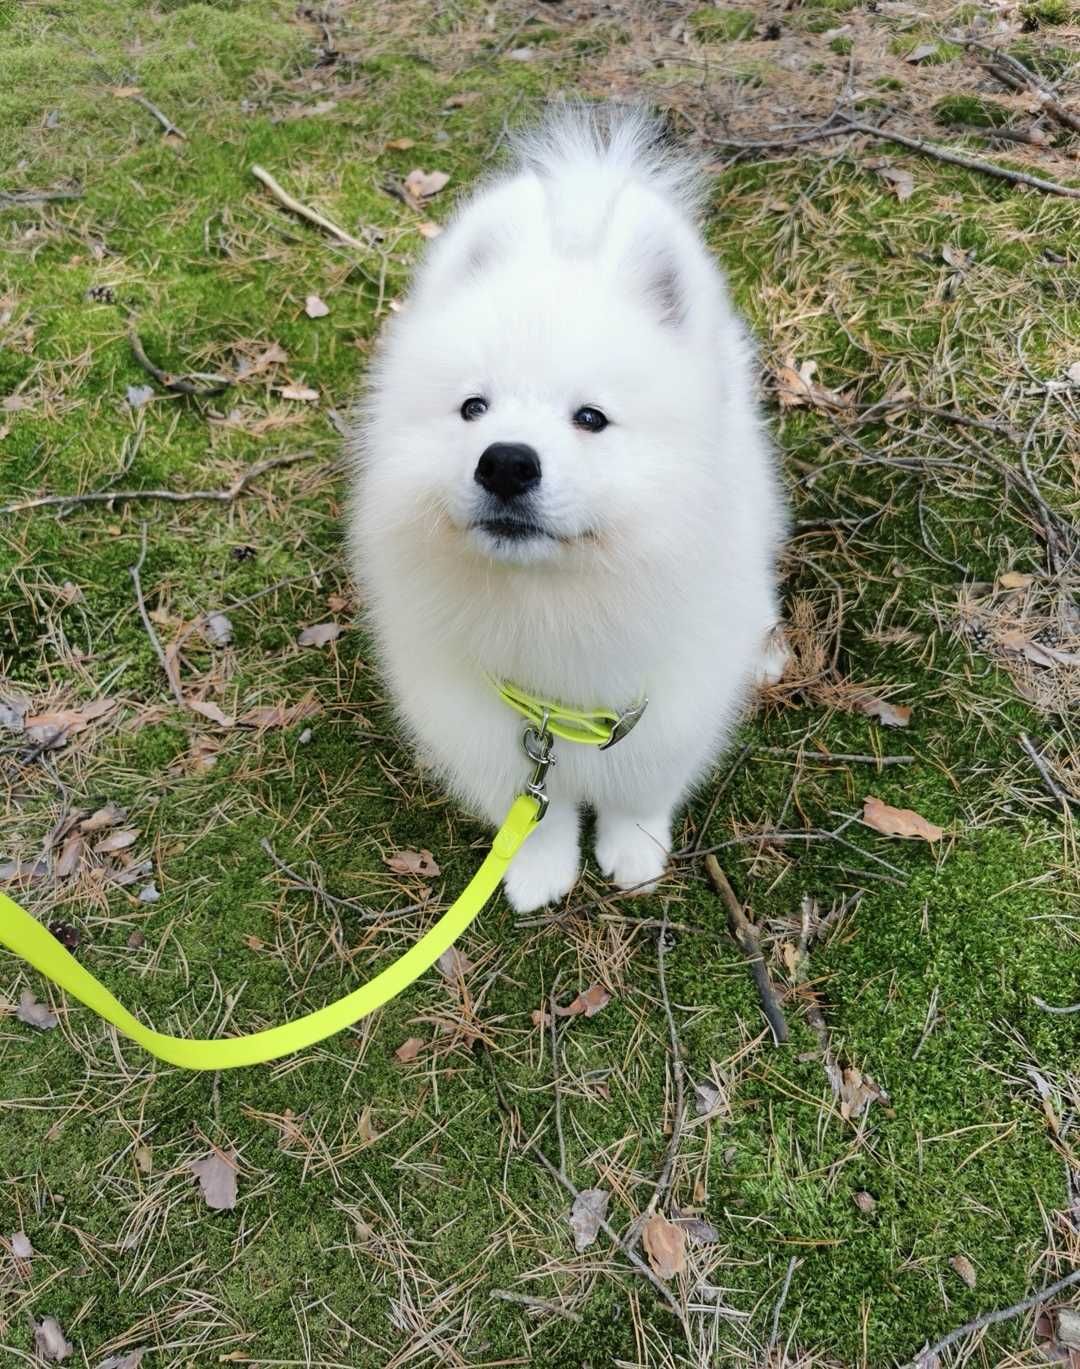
[474,443,541,502]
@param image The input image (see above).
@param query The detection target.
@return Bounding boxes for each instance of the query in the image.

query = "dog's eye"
[460,396,488,422]
[573,406,608,433]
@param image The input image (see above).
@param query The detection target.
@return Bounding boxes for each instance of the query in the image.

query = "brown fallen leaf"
[855,695,912,728]
[555,983,611,1019]
[950,1253,977,1288]
[568,1188,609,1251]
[436,946,474,979]
[54,832,84,879]
[17,988,58,1030]
[862,795,943,842]
[417,221,443,239]
[33,1317,73,1362]
[235,341,288,378]
[95,828,139,854]
[838,1066,888,1120]
[404,167,450,200]
[530,1006,551,1028]
[773,357,851,412]
[304,294,329,319]
[385,848,440,878]
[25,696,118,747]
[998,570,1033,590]
[672,1208,720,1243]
[189,1151,238,1211]
[385,136,416,150]
[277,382,319,402]
[238,696,321,730]
[79,802,126,834]
[395,1036,425,1063]
[692,1079,723,1116]
[358,1104,380,1145]
[187,698,235,728]
[296,621,342,648]
[853,1190,877,1213]
[876,165,915,201]
[999,630,1080,668]
[642,1212,686,1280]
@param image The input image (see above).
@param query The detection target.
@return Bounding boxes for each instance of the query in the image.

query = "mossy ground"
[2,2,1079,1366]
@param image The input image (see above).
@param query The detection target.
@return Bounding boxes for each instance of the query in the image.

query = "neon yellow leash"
[0,682,644,1070]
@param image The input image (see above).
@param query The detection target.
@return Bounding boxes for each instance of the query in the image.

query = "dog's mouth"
[473,518,553,543]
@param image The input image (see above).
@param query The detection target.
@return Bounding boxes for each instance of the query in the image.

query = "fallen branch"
[1032,996,1080,1015]
[0,450,318,515]
[489,1289,582,1323]
[756,747,916,767]
[903,1267,1080,1368]
[1018,733,1074,808]
[259,838,428,923]
[643,907,686,1223]
[131,93,185,139]
[703,856,788,1045]
[129,329,232,397]
[0,187,83,206]
[838,115,1080,200]
[130,523,185,709]
[766,1256,801,1365]
[251,163,369,251]
[970,41,1080,136]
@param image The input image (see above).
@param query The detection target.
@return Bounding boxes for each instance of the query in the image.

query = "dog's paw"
[754,623,791,688]
[594,812,670,895]
[502,808,580,913]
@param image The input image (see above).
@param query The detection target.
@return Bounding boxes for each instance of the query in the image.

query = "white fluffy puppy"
[350,109,785,913]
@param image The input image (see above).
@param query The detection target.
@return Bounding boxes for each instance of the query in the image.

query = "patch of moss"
[690,6,757,41]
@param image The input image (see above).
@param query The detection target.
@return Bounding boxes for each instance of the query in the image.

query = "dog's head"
[362,116,739,570]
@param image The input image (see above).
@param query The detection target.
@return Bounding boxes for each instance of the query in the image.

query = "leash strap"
[0,795,540,1071]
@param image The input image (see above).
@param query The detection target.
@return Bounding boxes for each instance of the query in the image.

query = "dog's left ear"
[608,195,696,331]
[640,243,688,329]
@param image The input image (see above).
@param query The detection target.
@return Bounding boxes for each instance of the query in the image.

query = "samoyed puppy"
[350,108,785,913]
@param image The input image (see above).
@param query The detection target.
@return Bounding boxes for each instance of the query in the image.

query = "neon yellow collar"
[492,678,648,749]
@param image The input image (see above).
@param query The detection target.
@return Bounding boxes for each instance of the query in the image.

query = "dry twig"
[130,522,185,709]
[251,163,369,250]
[703,856,788,1044]
[129,329,232,397]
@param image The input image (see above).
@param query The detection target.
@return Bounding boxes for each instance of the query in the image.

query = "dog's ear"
[641,246,688,329]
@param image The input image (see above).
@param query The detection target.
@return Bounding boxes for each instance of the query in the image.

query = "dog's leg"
[502,802,581,913]
[594,805,672,895]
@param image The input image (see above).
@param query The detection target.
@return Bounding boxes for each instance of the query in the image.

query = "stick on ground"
[251,163,369,251]
[130,523,185,709]
[704,855,789,1044]
[129,329,232,397]
[0,450,319,516]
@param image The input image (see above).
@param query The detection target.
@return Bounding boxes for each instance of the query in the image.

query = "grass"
[1,2,1079,1366]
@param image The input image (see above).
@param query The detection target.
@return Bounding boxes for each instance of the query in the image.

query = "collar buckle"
[599,697,648,750]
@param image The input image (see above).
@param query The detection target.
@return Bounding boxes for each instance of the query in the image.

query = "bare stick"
[646,906,686,1218]
[838,115,1080,200]
[704,856,788,1044]
[251,163,369,251]
[259,838,427,923]
[756,747,916,767]
[1033,996,1080,1015]
[766,1256,800,1364]
[0,450,318,516]
[0,187,83,205]
[549,982,566,1177]
[971,41,1080,135]
[489,1289,582,1323]
[1019,734,1073,808]
[902,1267,1080,1367]
[129,329,231,397]
[131,93,185,139]
[130,523,185,708]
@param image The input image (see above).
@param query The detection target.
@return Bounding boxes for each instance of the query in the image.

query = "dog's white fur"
[350,110,785,912]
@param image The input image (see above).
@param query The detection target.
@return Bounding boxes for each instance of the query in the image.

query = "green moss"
[1021,0,1073,23]
[935,93,1009,127]
[829,33,854,54]
[690,6,757,41]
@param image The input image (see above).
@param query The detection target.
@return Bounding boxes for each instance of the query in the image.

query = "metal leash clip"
[522,709,555,821]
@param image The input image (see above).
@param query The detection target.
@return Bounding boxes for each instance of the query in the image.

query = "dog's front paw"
[594,811,670,895]
[502,805,580,913]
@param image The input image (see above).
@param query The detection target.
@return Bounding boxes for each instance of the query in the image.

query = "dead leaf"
[202,612,233,647]
[1066,361,1080,385]
[385,136,416,150]
[304,294,330,318]
[437,946,474,979]
[877,165,914,201]
[0,692,29,730]
[277,382,319,402]
[296,621,342,648]
[1056,1309,1080,1349]
[444,92,480,108]
[556,983,611,1019]
[358,1104,380,1145]
[417,221,443,239]
[395,1036,425,1063]
[838,1066,888,1120]
[98,1352,146,1369]
[404,168,450,201]
[25,697,118,748]
[950,1253,977,1288]
[693,1079,722,1115]
[189,1151,238,1211]
[235,341,288,378]
[862,795,943,842]
[135,1145,152,1173]
[95,827,139,854]
[385,848,440,878]
[54,832,84,879]
[568,1188,609,1251]
[856,695,912,728]
[17,988,58,1030]
[108,85,142,98]
[11,1231,32,1257]
[998,570,1033,590]
[33,1317,73,1362]
[906,41,938,62]
[237,696,321,729]
[79,803,126,834]
[773,357,851,412]
[531,1007,551,1028]
[1000,630,1080,668]
[642,1212,686,1280]
[672,1208,719,1243]
[187,699,235,728]
[942,244,971,271]
[853,1190,877,1213]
